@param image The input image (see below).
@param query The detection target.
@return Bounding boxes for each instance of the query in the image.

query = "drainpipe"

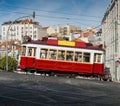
[115,21,118,81]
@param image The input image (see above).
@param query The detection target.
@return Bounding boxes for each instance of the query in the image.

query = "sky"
[0,0,111,31]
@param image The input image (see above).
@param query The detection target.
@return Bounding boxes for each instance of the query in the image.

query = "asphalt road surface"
[0,71,120,106]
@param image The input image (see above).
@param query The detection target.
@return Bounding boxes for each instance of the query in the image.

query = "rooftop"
[2,19,39,25]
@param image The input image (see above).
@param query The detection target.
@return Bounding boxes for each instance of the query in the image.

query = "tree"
[0,56,17,72]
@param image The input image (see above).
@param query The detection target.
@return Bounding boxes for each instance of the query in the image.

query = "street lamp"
[6,12,35,71]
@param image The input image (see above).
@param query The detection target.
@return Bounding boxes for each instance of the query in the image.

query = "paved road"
[0,71,120,106]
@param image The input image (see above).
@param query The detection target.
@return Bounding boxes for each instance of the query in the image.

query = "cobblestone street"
[0,71,119,106]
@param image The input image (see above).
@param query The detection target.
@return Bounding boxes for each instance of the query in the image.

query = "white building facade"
[1,19,47,42]
[102,0,120,81]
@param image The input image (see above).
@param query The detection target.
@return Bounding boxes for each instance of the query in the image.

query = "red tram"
[19,39,105,78]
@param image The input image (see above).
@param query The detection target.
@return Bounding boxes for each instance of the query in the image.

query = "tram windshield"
[94,53,102,63]
[22,46,26,56]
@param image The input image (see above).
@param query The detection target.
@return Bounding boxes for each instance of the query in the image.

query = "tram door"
[93,53,104,74]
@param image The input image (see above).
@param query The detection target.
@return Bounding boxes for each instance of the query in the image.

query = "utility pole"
[115,21,118,81]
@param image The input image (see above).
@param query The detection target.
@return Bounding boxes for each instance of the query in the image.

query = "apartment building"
[102,0,120,81]
[1,19,47,42]
[56,24,81,37]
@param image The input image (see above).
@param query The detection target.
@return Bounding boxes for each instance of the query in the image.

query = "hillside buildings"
[102,0,120,81]
[0,18,47,59]
[44,25,101,45]
[1,19,47,42]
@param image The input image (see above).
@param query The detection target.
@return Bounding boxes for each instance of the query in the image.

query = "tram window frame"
[75,52,83,62]
[22,46,26,56]
[94,53,102,63]
[57,50,65,61]
[40,48,48,59]
[28,47,32,56]
[83,52,90,63]
[28,47,36,57]
[48,49,57,60]
[66,51,74,61]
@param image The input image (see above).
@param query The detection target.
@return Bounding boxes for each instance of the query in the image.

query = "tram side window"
[48,49,57,60]
[58,50,65,60]
[83,53,90,62]
[22,46,26,56]
[28,48,32,56]
[94,53,102,63]
[28,47,36,57]
[40,49,48,59]
[75,52,83,62]
[66,51,74,61]
[33,48,36,56]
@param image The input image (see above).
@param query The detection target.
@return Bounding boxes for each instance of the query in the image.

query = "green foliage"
[0,56,18,72]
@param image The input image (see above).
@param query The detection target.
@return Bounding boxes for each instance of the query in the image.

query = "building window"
[17,26,19,30]
[33,35,36,38]
[34,31,37,34]
[3,27,5,31]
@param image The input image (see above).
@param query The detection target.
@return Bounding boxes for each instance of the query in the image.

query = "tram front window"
[22,46,26,56]
[94,53,102,63]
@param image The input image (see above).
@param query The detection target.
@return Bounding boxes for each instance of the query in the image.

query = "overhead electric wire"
[1,4,103,19]
[0,4,104,29]
[0,9,101,23]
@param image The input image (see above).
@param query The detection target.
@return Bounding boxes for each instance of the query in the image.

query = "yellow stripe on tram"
[58,40,75,46]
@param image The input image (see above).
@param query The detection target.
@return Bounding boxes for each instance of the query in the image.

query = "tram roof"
[23,39,104,51]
